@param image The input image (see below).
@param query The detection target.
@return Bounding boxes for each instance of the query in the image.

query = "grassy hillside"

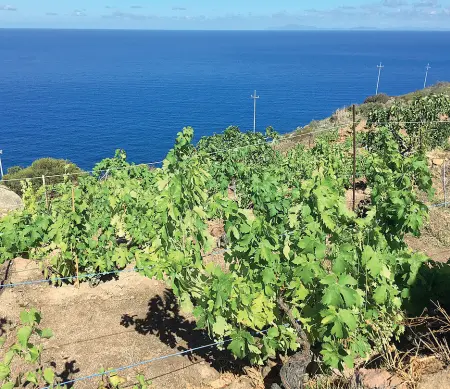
[280,82,450,152]
[278,83,450,265]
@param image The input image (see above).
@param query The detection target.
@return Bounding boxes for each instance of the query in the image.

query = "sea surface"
[1,29,450,171]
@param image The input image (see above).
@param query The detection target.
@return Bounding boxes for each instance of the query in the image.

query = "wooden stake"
[419,126,423,151]
[71,186,75,212]
[71,185,79,288]
[42,175,49,210]
[352,105,357,212]
[75,254,80,289]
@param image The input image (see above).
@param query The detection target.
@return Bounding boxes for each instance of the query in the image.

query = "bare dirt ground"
[0,259,260,389]
[418,368,450,389]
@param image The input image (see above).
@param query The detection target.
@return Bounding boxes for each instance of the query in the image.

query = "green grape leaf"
[342,355,354,369]
[339,310,357,331]
[367,256,382,278]
[332,254,347,274]
[43,367,55,384]
[283,241,291,259]
[315,243,326,260]
[3,350,14,365]
[109,375,126,387]
[340,287,359,308]
[322,285,342,307]
[38,328,53,339]
[267,326,279,338]
[331,321,344,338]
[17,326,32,348]
[228,337,246,359]
[26,345,41,363]
[373,285,388,304]
[0,363,10,380]
[339,274,357,286]
[180,294,194,314]
[262,268,275,285]
[295,283,309,301]
[321,346,340,369]
[212,316,228,337]
[24,371,38,385]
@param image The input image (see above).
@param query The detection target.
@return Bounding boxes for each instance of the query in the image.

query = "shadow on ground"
[120,289,242,373]
[0,317,11,336]
[50,360,80,389]
[407,259,450,316]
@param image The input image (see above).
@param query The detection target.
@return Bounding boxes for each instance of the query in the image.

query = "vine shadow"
[0,317,11,336]
[120,289,243,374]
[392,259,450,358]
[50,360,80,389]
[406,259,450,316]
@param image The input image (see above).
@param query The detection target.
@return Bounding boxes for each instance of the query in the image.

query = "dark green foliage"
[92,149,128,179]
[6,166,23,175]
[364,93,390,105]
[367,93,450,152]
[197,126,280,207]
[406,260,450,316]
[2,158,82,195]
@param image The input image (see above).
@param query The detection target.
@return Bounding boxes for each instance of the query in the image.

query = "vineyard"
[1,93,450,389]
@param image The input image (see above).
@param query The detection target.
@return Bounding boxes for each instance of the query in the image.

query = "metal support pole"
[251,90,259,133]
[352,105,357,212]
[424,63,431,89]
[376,62,384,95]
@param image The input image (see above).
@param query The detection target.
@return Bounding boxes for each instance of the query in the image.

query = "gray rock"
[0,185,23,217]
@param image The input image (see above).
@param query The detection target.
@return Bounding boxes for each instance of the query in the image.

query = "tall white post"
[251,90,259,133]
[424,63,431,89]
[376,62,384,95]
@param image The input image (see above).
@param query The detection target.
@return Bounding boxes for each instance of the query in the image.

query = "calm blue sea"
[1,29,450,171]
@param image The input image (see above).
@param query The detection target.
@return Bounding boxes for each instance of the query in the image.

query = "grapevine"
[0,122,435,372]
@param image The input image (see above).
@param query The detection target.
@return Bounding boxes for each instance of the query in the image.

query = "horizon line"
[2,27,450,32]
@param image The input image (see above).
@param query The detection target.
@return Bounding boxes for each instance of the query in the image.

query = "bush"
[2,158,82,195]
[364,93,390,104]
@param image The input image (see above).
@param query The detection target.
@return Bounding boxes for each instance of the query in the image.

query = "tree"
[2,158,82,195]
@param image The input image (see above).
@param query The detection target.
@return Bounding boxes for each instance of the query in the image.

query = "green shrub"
[364,93,390,104]
[2,158,82,195]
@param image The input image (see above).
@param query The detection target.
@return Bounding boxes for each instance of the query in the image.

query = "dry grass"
[408,304,450,366]
[372,304,450,388]
[305,376,356,389]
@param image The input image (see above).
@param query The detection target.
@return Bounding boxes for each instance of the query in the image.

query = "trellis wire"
[2,119,450,184]
[39,338,233,389]
[0,160,165,183]
[0,124,364,185]
[0,247,229,289]
[0,266,154,290]
[40,327,272,389]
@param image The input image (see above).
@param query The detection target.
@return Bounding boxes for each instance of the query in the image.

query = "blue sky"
[1,0,450,29]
